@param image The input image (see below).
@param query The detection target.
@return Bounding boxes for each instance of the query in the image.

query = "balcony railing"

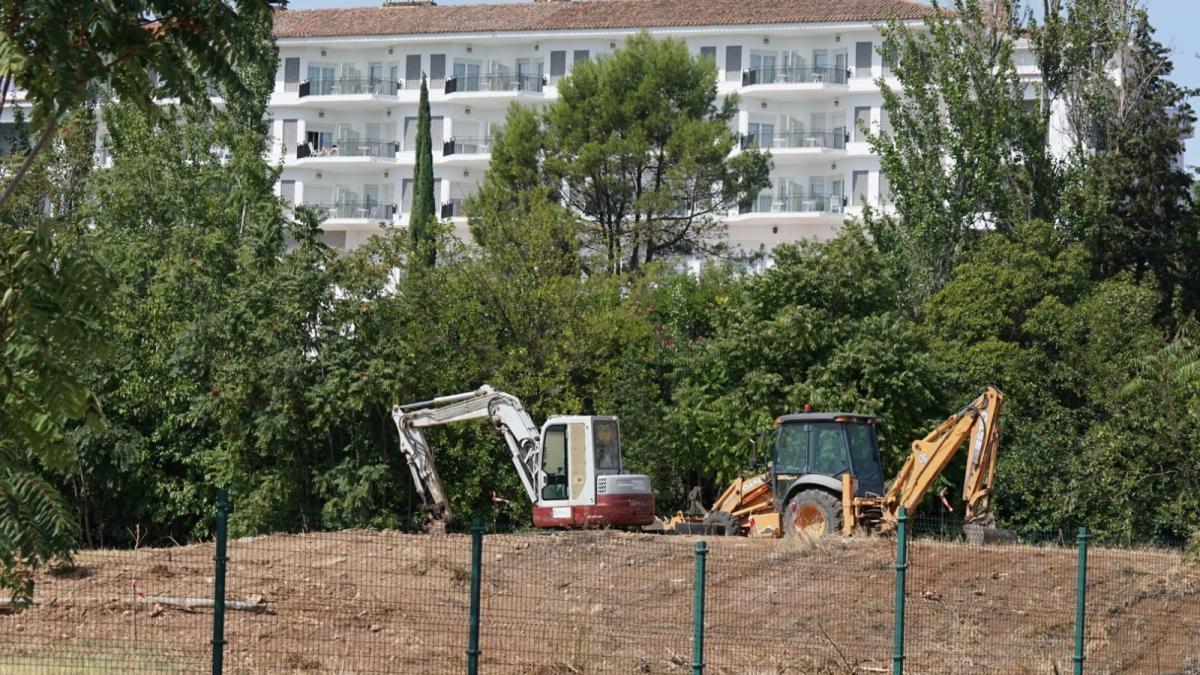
[442,137,493,156]
[296,139,398,159]
[298,78,400,97]
[307,201,396,220]
[440,200,464,218]
[738,193,845,214]
[741,66,850,87]
[444,74,545,94]
[741,128,848,151]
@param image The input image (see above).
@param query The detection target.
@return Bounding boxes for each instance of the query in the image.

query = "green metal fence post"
[1074,527,1089,675]
[211,490,230,675]
[467,518,483,675]
[892,506,909,675]
[692,540,708,675]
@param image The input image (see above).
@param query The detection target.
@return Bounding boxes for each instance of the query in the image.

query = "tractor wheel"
[702,510,742,536]
[783,490,843,538]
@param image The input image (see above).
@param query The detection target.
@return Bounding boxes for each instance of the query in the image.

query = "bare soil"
[1,530,1197,674]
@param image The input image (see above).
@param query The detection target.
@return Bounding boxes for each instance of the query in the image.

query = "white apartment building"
[267,0,952,252]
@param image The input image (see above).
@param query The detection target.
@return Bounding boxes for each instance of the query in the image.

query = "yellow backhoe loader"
[663,386,1010,541]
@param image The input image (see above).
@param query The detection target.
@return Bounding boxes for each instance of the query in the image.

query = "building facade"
[268,0,954,252]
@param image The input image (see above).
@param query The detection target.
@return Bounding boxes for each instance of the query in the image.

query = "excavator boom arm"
[391,385,544,529]
[882,386,1005,524]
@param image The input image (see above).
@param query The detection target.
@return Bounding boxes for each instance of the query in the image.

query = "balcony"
[741,66,850,99]
[294,78,400,109]
[306,201,396,223]
[741,128,848,161]
[294,139,398,168]
[731,193,846,222]
[443,74,545,105]
[440,200,465,219]
[440,137,492,167]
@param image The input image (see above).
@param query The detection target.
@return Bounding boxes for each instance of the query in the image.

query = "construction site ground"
[1,529,1197,674]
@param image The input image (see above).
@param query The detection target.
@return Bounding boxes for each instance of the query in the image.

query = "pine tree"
[409,74,437,267]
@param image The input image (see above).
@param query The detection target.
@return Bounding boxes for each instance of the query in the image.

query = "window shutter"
[284,58,300,92]
[878,171,891,204]
[851,171,868,206]
[724,46,741,82]
[405,54,421,89]
[573,49,589,63]
[855,42,873,77]
[282,119,298,156]
[430,54,446,88]
[550,50,566,79]
[430,116,444,147]
[280,180,296,205]
[854,106,872,141]
[403,117,418,151]
[700,46,716,63]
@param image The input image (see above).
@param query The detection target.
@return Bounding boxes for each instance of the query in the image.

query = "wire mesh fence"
[3,504,1199,674]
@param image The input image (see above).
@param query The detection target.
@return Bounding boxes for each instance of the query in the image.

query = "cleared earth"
[1,529,1197,674]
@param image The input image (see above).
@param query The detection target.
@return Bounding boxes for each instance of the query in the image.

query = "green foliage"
[409,74,437,267]
[1056,10,1198,315]
[0,0,280,128]
[870,0,1055,299]
[480,32,771,273]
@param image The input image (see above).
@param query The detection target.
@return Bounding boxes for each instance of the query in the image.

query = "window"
[776,424,809,472]
[854,41,873,78]
[854,106,871,142]
[879,170,891,204]
[852,170,869,206]
[808,423,850,476]
[593,420,621,472]
[549,50,566,82]
[699,46,716,64]
[747,121,774,149]
[542,425,568,500]
[724,46,742,82]
[846,424,884,487]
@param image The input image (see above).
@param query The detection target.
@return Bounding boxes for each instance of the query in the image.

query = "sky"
[281,0,1200,170]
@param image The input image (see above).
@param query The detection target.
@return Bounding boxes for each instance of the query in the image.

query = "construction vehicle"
[392,385,655,532]
[666,386,1006,539]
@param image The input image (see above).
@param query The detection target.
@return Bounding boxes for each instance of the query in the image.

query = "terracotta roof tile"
[273,0,937,39]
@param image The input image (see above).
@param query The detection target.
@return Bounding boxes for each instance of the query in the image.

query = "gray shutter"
[550,51,566,80]
[284,58,300,92]
[854,106,871,141]
[851,171,868,206]
[282,119,297,156]
[430,116,444,147]
[855,42,873,77]
[700,46,716,63]
[878,171,890,204]
[724,45,741,82]
[402,178,414,213]
[280,180,296,205]
[430,54,446,89]
[403,117,418,150]
[573,49,589,64]
[405,54,421,89]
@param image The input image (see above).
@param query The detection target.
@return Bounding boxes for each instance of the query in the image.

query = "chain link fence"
[2,501,1198,674]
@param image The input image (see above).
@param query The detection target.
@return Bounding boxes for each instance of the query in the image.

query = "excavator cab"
[770,413,886,536]
[532,416,656,528]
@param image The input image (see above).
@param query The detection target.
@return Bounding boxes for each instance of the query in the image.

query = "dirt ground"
[1,529,1197,674]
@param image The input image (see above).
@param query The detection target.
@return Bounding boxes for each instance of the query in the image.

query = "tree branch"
[0,115,59,212]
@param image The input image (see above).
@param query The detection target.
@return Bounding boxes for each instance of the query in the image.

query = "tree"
[483,32,770,273]
[1055,7,1199,315]
[869,0,1054,300]
[408,74,437,267]
[0,0,280,209]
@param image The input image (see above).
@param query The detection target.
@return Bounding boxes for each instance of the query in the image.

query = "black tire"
[783,489,843,538]
[702,510,742,536]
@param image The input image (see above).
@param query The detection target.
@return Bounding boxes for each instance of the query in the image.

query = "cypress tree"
[409,73,436,266]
